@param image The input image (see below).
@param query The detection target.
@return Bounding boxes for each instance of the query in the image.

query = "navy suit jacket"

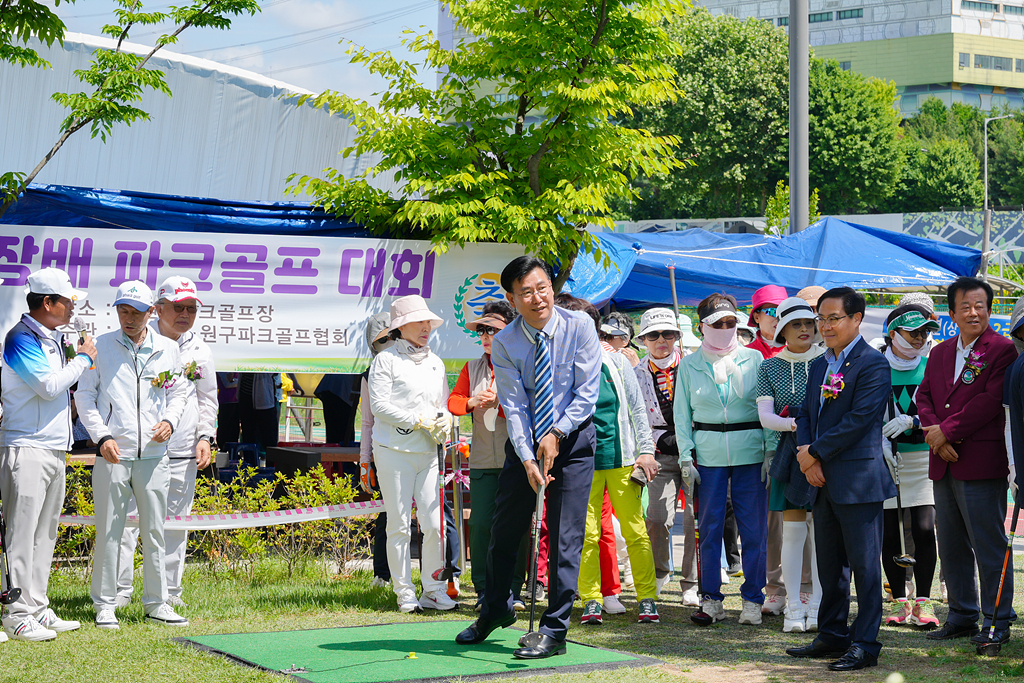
[797,337,896,506]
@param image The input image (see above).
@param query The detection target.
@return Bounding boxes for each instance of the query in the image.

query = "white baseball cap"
[157,276,203,305]
[26,267,87,302]
[113,280,154,312]
[638,307,680,337]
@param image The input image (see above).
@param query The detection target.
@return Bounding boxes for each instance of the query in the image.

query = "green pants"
[469,468,528,596]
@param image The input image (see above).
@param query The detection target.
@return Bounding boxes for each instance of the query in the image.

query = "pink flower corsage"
[961,350,987,385]
[150,370,177,389]
[821,372,845,401]
[183,360,204,383]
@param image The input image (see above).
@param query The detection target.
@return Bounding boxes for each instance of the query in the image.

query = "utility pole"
[789,0,809,233]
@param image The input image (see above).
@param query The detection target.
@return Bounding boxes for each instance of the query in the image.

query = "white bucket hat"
[390,295,443,331]
[113,280,154,312]
[26,267,87,302]
[638,307,679,337]
[773,296,817,344]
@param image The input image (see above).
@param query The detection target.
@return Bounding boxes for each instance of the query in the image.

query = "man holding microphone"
[115,277,217,609]
[0,268,96,641]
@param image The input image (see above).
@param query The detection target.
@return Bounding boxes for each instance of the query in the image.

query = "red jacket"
[747,333,785,359]
[917,326,1016,481]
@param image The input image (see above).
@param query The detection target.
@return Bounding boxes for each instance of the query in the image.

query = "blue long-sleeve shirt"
[491,307,602,462]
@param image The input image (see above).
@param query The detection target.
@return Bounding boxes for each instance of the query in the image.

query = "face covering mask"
[892,330,927,358]
[701,324,738,355]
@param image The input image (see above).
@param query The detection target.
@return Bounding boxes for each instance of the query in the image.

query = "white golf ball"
[886,673,905,683]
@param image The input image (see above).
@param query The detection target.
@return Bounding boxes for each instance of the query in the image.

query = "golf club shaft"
[668,265,680,318]
[529,477,546,634]
[987,499,1020,643]
[0,500,18,601]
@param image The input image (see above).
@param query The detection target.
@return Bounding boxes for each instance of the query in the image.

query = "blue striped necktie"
[534,330,554,443]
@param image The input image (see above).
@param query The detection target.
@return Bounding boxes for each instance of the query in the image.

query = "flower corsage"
[961,350,987,385]
[821,373,845,401]
[151,370,177,389]
[183,360,203,383]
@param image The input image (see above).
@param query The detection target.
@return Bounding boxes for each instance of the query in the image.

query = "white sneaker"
[115,594,132,609]
[805,603,819,631]
[7,616,57,641]
[0,630,7,642]
[419,590,457,611]
[761,594,786,615]
[655,574,670,596]
[145,603,189,627]
[397,591,422,613]
[783,606,806,633]
[38,608,80,633]
[95,609,119,630]
[371,576,390,588]
[681,587,700,607]
[720,568,730,584]
[603,594,626,614]
[739,600,763,625]
[701,598,727,622]
[166,595,187,609]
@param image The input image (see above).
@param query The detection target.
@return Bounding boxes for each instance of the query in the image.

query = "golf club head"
[977,641,1002,657]
[0,587,21,605]
[518,631,544,648]
[690,610,714,627]
[894,554,917,568]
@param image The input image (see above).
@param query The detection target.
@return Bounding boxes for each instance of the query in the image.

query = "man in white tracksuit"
[115,276,217,609]
[76,280,188,630]
[0,268,97,641]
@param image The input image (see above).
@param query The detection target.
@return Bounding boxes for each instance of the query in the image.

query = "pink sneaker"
[885,598,912,625]
[911,598,939,629]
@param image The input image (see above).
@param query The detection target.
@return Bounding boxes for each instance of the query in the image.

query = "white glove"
[882,414,915,439]
[425,415,452,445]
[762,450,775,487]
[883,449,901,478]
[680,461,701,486]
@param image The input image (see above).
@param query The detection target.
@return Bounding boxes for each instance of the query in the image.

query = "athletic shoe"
[115,594,132,609]
[637,599,660,624]
[38,608,80,633]
[95,609,119,630]
[8,616,57,641]
[681,587,700,607]
[940,580,948,603]
[761,594,786,616]
[727,562,744,577]
[655,574,670,596]
[739,600,763,625]
[603,594,626,615]
[805,602,819,632]
[720,568,730,584]
[145,603,189,627]
[371,576,390,588]
[701,598,727,623]
[474,594,484,613]
[512,598,526,612]
[0,630,7,642]
[166,596,187,609]
[419,590,458,611]
[530,582,546,603]
[911,598,939,629]
[783,606,806,633]
[398,591,423,613]
[581,600,603,625]
[886,598,912,626]
[621,571,634,592]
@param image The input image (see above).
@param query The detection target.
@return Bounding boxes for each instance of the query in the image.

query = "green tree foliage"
[0,0,68,69]
[808,60,902,214]
[288,0,687,288]
[763,180,819,237]
[880,136,983,212]
[0,0,260,217]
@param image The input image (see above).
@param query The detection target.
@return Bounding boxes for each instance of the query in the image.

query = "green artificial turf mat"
[179,620,659,683]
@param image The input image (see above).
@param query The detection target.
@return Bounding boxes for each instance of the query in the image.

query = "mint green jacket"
[674,346,768,468]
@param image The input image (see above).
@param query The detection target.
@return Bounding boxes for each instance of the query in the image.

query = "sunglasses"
[756,307,778,318]
[642,330,680,342]
[476,326,499,337]
[710,319,738,329]
[899,328,930,340]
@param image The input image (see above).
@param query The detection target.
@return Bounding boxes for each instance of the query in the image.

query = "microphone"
[73,317,88,344]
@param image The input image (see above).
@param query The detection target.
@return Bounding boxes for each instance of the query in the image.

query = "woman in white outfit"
[368,295,456,613]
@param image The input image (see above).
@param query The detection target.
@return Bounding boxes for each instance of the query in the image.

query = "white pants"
[91,457,169,613]
[373,443,444,600]
[117,458,197,600]
[0,447,65,627]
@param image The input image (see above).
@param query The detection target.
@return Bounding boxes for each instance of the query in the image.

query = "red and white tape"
[58,499,386,531]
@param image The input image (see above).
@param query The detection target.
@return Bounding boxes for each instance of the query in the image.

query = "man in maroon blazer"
[917,276,1017,644]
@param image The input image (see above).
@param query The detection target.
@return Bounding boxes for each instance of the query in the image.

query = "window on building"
[960,52,971,68]
[1005,4,1024,15]
[778,16,789,26]
[836,9,864,20]
[808,11,832,23]
[961,1,998,11]
[839,61,852,71]
[975,54,1014,71]
[1018,58,1024,72]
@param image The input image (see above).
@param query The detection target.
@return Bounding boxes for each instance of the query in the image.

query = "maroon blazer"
[917,326,1016,481]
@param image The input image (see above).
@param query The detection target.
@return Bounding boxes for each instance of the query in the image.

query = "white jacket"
[157,326,218,459]
[77,328,187,460]
[602,350,656,468]
[0,314,91,450]
[368,342,450,454]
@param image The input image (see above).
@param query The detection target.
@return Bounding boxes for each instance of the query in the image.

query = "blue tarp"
[566,217,980,308]
[1,184,376,237]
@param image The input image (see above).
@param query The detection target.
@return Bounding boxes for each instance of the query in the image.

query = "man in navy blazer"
[786,287,894,671]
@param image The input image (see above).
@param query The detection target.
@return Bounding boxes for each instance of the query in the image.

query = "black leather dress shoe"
[828,645,877,671]
[971,628,1010,645]
[926,621,979,641]
[513,633,567,659]
[786,639,849,659]
[455,612,516,645]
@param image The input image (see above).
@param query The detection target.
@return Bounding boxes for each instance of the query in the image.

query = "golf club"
[0,497,22,605]
[690,481,713,626]
[668,264,681,319]
[887,400,916,569]
[977,498,1020,657]
[518,454,547,649]
[430,414,457,590]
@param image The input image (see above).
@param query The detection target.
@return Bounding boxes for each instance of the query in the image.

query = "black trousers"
[318,393,356,445]
[481,421,595,641]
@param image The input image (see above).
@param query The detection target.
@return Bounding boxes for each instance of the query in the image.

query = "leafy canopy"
[288,0,688,277]
[0,0,68,69]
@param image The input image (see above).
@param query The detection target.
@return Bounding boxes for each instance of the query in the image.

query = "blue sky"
[55,0,440,102]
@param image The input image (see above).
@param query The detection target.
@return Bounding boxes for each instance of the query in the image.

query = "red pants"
[537,489,620,595]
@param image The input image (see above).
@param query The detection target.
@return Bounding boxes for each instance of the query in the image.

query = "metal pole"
[789,0,809,233]
[982,114,1013,279]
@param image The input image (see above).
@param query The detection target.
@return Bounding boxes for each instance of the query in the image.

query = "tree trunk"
[553,249,577,294]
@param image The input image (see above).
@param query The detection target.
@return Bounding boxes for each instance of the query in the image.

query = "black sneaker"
[926,621,979,640]
[637,598,660,624]
[581,600,603,625]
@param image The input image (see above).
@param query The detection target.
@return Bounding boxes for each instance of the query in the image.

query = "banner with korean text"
[0,226,524,371]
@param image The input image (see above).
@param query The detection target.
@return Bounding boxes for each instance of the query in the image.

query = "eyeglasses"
[171,303,198,314]
[815,314,850,328]
[787,319,815,330]
[899,328,930,340]
[600,332,627,341]
[642,330,680,342]
[710,319,737,329]
[476,326,499,337]
[514,284,552,302]
[756,307,778,318]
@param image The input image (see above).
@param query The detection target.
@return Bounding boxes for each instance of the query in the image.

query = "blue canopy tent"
[566,217,981,309]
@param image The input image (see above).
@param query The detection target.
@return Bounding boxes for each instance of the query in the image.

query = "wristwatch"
[549,428,567,443]
[198,435,215,448]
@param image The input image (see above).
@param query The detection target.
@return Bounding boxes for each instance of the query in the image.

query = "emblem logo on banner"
[454,272,505,344]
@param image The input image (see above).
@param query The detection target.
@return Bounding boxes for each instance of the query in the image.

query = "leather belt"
[692,421,762,433]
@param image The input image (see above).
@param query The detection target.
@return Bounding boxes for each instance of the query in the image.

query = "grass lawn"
[2,561,1024,683]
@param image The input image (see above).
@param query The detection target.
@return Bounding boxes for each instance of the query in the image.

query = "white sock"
[807,516,821,608]
[782,521,808,614]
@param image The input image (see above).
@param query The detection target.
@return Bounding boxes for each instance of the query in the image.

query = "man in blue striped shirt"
[455,256,601,659]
